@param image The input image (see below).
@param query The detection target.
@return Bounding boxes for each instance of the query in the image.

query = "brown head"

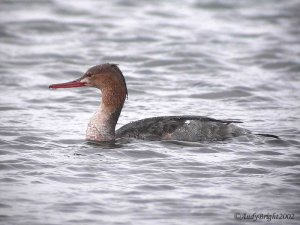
[49,63,128,108]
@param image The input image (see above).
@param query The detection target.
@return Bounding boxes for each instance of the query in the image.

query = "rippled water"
[1,0,300,224]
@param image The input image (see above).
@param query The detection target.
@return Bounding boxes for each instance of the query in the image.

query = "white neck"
[86,103,121,142]
[85,82,126,142]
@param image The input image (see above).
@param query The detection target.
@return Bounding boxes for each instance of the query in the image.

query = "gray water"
[0,0,300,224]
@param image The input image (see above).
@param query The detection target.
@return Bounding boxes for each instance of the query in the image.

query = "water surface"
[0,0,300,224]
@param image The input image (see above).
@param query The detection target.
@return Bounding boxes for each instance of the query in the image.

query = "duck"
[49,63,276,142]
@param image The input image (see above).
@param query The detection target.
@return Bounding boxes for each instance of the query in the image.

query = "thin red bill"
[49,80,87,89]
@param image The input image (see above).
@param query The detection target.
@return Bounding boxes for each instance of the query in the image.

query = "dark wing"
[116,116,242,140]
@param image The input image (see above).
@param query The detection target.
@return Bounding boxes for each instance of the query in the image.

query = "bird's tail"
[255,133,280,139]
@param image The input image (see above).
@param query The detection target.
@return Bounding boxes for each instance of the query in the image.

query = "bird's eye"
[86,73,92,77]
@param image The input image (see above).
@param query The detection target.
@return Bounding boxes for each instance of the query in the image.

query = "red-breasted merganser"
[49,63,275,142]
